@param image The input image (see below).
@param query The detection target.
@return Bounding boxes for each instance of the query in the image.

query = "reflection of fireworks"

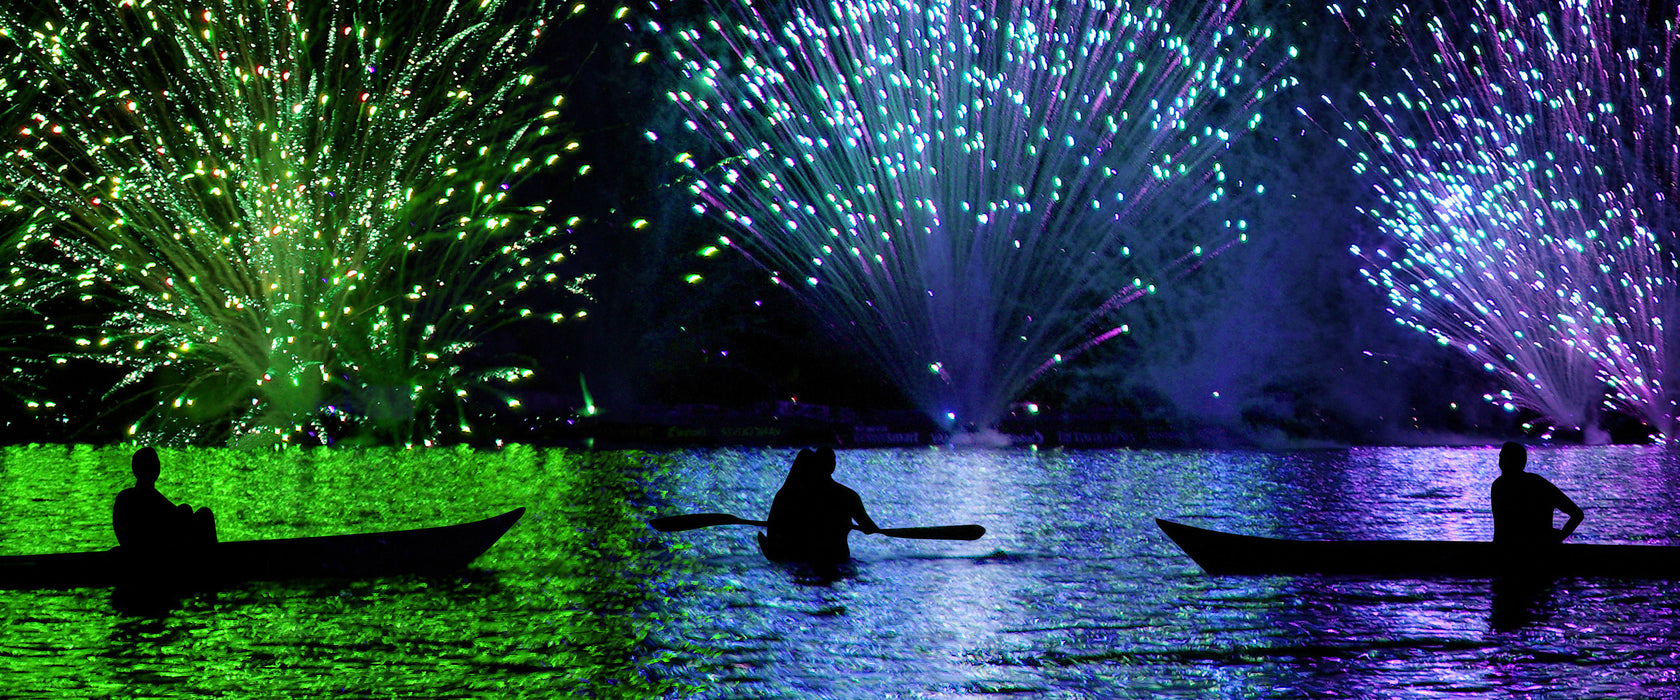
[1330,0,1680,438]
[653,0,1292,430]
[0,0,591,445]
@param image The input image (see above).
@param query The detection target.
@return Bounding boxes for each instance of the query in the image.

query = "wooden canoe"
[1157,518,1680,579]
[0,508,524,590]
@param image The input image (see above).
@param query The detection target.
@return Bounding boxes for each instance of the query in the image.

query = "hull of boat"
[755,531,848,564]
[0,508,524,590]
[1157,518,1680,579]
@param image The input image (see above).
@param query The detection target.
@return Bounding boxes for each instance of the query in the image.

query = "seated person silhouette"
[1491,441,1582,546]
[759,446,879,564]
[113,447,217,556]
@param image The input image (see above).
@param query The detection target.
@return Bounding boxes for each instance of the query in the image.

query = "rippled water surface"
[5,444,1680,697]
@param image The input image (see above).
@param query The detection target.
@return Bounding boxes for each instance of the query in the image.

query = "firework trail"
[0,0,592,445]
[652,0,1292,431]
[1326,0,1680,439]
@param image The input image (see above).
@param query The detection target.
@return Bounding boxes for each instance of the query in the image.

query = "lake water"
[4,444,1680,697]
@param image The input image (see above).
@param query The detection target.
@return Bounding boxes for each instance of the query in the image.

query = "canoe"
[755,531,848,564]
[754,532,858,584]
[0,508,524,590]
[1157,518,1680,579]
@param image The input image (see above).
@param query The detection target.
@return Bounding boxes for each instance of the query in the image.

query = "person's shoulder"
[115,485,166,507]
[833,481,864,501]
[1517,471,1568,492]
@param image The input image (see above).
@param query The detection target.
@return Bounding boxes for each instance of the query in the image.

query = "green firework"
[0,0,594,445]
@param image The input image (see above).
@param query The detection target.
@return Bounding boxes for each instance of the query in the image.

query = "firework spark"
[652,0,1292,431]
[1327,0,1680,439]
[0,0,592,445]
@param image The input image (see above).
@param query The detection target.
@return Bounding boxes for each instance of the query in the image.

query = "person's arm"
[1554,487,1584,543]
[112,491,133,547]
[847,489,879,534]
[765,486,790,528]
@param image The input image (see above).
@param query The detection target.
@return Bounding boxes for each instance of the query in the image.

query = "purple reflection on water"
[658,446,1680,698]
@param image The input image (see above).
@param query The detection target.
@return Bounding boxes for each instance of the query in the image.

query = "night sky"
[539,0,1542,446]
[3,0,1671,446]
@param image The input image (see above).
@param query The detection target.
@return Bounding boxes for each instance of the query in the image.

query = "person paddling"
[760,446,879,563]
[1491,441,1583,545]
[113,447,217,554]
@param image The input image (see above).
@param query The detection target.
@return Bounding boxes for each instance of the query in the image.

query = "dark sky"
[5,0,1636,446]
[522,0,1557,446]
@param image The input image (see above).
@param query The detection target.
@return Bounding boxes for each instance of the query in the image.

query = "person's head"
[814,446,837,476]
[1498,441,1527,475]
[786,448,818,480]
[786,446,839,481]
[131,447,161,486]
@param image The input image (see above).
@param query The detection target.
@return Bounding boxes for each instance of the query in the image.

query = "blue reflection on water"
[5,445,1680,697]
[657,445,1680,698]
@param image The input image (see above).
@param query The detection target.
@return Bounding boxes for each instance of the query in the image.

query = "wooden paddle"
[648,513,986,541]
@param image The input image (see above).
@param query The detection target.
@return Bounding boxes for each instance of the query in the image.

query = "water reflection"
[0,446,695,697]
[9,445,1680,697]
[1488,578,1557,631]
[661,445,1680,698]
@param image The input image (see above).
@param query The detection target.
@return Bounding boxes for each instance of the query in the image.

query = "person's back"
[762,447,877,563]
[765,481,867,561]
[113,447,216,555]
[1491,442,1582,546]
[113,482,183,551]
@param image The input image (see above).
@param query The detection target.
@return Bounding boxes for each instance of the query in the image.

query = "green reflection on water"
[0,444,699,698]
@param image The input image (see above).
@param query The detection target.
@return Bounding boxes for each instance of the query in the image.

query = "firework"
[1328,0,1680,438]
[651,0,1292,431]
[0,0,592,445]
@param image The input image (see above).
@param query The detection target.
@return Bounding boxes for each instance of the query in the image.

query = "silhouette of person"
[759,446,879,563]
[1491,441,1582,546]
[113,447,217,553]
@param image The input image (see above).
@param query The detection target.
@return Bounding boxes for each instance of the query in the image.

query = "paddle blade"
[876,524,986,541]
[648,513,765,532]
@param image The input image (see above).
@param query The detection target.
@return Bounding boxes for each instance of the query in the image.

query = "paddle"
[648,513,986,541]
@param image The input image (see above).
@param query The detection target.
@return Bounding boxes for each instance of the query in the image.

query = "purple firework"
[1329,0,1680,440]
